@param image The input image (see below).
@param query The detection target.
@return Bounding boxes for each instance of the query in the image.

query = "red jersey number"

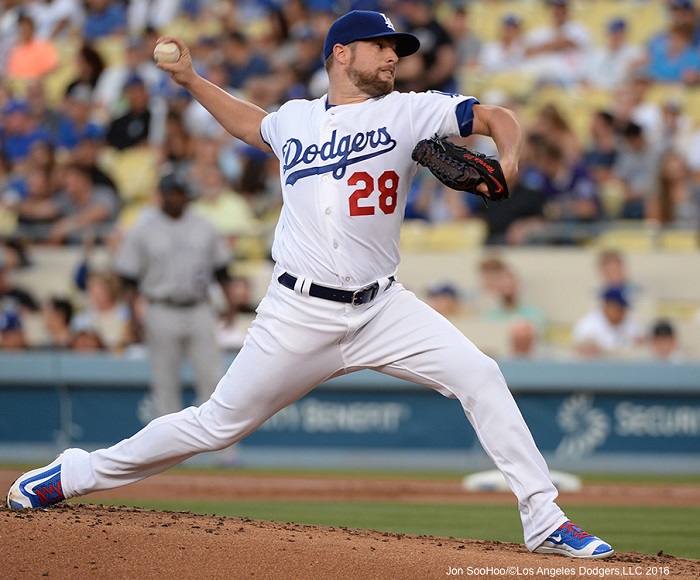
[348,170,399,216]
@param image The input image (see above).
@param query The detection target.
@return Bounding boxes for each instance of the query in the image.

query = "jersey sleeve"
[260,110,281,158]
[408,91,479,142]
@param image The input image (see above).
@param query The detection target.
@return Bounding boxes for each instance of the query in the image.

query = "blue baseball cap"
[608,18,627,33]
[0,310,21,332]
[502,14,521,27]
[2,99,29,115]
[670,0,694,9]
[323,10,420,61]
[602,286,629,308]
[428,283,458,298]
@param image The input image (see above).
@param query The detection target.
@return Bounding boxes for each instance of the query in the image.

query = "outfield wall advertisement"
[1,353,699,471]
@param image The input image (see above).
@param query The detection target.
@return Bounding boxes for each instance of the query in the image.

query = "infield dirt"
[2,470,699,579]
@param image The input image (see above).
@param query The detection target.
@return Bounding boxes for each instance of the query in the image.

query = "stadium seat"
[450,316,512,359]
[99,145,159,206]
[93,36,127,68]
[592,225,657,252]
[400,221,488,252]
[657,229,699,252]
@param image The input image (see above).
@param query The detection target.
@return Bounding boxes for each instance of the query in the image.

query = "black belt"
[278,272,395,306]
[148,297,203,308]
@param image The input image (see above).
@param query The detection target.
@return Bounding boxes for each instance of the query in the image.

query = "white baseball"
[153,41,180,64]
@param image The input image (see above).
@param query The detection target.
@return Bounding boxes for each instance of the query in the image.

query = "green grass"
[84,498,700,560]
[185,467,700,485]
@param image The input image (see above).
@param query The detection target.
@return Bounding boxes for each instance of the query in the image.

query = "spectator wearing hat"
[112,171,237,417]
[105,74,158,149]
[521,0,592,85]
[584,18,644,90]
[0,307,26,350]
[478,14,526,73]
[642,21,700,84]
[634,0,700,84]
[6,12,59,82]
[94,34,167,118]
[671,0,700,46]
[53,84,105,152]
[0,100,52,168]
[427,282,465,320]
[650,0,700,49]
[572,286,645,357]
[649,318,684,362]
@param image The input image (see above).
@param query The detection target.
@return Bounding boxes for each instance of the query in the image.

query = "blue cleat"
[535,520,614,559]
[7,454,66,509]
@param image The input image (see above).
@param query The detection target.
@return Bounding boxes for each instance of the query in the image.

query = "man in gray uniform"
[114,172,234,416]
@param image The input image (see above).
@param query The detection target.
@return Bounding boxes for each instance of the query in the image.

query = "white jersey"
[260,90,476,287]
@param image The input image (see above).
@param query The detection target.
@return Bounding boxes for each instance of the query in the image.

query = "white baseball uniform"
[58,90,566,550]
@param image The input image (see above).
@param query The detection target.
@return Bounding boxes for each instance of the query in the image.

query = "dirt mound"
[2,504,698,579]
[2,470,699,578]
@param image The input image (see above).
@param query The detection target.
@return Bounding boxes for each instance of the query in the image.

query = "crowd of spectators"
[1,0,699,358]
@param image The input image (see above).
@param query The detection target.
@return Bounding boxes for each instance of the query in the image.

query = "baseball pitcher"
[8,10,612,559]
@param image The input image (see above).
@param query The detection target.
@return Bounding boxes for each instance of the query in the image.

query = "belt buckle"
[352,282,379,306]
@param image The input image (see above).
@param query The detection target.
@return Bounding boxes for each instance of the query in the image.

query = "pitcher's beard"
[348,66,394,97]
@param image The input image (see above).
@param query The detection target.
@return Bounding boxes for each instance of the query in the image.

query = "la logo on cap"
[381,13,395,30]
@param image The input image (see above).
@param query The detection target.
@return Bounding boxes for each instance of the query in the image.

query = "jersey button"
[325,208,331,215]
[344,277,351,282]
[333,242,339,249]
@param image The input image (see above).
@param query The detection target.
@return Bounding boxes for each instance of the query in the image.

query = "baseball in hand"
[153,41,181,64]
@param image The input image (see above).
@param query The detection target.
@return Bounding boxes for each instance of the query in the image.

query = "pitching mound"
[2,503,699,579]
[2,471,699,578]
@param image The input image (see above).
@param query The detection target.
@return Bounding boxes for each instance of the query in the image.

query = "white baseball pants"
[61,269,566,550]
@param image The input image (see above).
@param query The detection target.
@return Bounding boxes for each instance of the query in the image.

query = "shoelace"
[560,521,592,541]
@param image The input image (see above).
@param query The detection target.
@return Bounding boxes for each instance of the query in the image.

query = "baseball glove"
[411,136,510,202]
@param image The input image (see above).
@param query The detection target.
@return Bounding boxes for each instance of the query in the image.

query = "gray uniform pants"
[144,302,222,416]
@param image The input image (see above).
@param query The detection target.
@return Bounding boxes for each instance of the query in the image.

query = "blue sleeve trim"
[260,128,271,148]
[456,98,479,137]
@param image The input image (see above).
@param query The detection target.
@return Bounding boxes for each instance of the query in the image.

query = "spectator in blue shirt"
[0,100,51,167]
[648,23,700,83]
[521,138,601,223]
[53,84,105,152]
[221,31,272,90]
[82,0,127,42]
